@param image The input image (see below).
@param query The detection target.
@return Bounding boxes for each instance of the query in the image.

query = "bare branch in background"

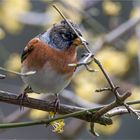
[0,74,6,79]
[19,12,50,26]
[93,16,140,52]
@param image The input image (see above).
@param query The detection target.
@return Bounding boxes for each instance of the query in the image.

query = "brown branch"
[1,90,98,124]
[93,92,132,119]
[1,89,140,128]
[0,90,112,125]
[63,10,140,119]
[68,12,140,119]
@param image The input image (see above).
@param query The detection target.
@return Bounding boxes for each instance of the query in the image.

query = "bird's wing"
[21,38,39,63]
[21,46,34,63]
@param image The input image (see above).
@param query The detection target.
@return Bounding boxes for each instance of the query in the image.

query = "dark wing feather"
[21,46,34,63]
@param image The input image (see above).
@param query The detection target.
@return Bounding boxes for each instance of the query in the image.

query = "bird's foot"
[17,92,29,110]
[49,94,60,116]
[16,86,33,110]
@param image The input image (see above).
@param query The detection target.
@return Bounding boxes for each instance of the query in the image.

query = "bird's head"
[39,20,82,51]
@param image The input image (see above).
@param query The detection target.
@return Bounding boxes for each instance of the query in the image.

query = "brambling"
[20,20,83,108]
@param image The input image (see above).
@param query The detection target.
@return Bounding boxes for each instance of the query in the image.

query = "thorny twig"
[53,5,140,120]
[95,86,120,94]
[59,0,126,49]
[52,6,140,136]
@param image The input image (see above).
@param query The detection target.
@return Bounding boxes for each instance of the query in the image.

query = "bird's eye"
[61,33,74,41]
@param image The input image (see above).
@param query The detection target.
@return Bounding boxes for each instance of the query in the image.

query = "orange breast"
[23,38,77,78]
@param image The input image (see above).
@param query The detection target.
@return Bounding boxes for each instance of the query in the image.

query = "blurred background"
[0,0,140,139]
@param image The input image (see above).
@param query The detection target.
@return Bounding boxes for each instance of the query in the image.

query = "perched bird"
[20,20,83,108]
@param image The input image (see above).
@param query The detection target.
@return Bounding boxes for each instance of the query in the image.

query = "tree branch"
[0,90,112,125]
[0,89,140,129]
[107,108,140,117]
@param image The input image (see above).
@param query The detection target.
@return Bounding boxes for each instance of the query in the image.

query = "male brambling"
[20,20,83,108]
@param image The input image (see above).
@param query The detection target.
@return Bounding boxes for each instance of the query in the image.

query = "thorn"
[85,64,97,72]
[89,123,99,137]
[95,87,112,92]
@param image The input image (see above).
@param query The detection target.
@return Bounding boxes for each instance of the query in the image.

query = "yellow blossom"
[0,0,31,33]
[125,36,139,57]
[126,87,140,109]
[95,48,129,76]
[130,7,140,18]
[49,111,56,118]
[94,117,121,136]
[74,70,96,102]
[29,109,49,120]
[102,0,121,16]
[0,28,5,39]
[45,1,83,29]
[50,119,65,133]
[4,53,21,76]
[74,70,107,103]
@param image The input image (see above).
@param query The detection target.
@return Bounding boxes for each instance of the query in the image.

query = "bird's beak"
[72,37,88,47]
